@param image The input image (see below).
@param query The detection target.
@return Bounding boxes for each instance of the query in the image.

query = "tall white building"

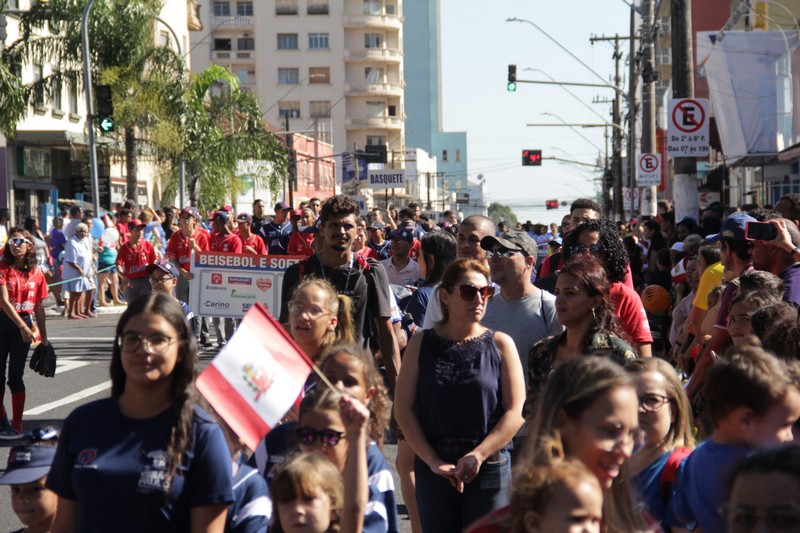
[190,0,405,169]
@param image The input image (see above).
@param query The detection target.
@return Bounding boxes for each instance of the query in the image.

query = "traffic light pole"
[81,0,100,215]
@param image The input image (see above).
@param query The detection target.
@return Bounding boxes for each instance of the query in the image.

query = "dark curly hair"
[562,219,629,283]
[3,227,38,271]
[319,195,359,225]
[570,198,601,214]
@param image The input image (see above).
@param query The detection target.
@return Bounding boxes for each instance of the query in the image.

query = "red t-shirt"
[166,230,210,271]
[0,263,48,315]
[355,245,379,260]
[116,222,130,245]
[210,232,243,253]
[116,239,157,279]
[287,232,315,257]
[609,281,653,346]
[240,234,267,255]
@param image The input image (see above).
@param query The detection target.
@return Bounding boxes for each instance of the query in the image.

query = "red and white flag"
[196,303,312,451]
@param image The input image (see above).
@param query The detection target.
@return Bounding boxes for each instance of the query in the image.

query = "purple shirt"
[49,228,66,260]
[780,262,800,306]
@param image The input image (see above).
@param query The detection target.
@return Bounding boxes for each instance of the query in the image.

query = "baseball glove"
[29,343,57,378]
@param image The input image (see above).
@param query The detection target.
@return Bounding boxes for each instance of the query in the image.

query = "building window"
[214,38,232,50]
[366,136,385,146]
[387,104,396,116]
[279,101,301,119]
[386,3,396,14]
[363,0,381,14]
[213,2,230,16]
[365,67,383,83]
[456,149,461,163]
[276,0,298,15]
[277,33,298,50]
[238,37,255,50]
[364,33,382,49]
[442,149,448,163]
[308,33,329,49]
[158,30,170,47]
[656,47,672,65]
[68,78,78,114]
[33,63,45,110]
[236,1,253,16]
[309,67,330,83]
[366,101,385,117]
[308,0,329,14]
[310,101,331,117]
[236,70,249,84]
[278,68,300,84]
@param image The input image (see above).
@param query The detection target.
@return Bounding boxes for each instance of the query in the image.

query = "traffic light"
[507,64,517,92]
[546,200,558,210]
[96,85,114,133]
[522,149,542,166]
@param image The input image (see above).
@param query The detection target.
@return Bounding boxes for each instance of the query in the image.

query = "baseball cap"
[274,201,291,212]
[211,211,228,222]
[389,227,414,243]
[550,236,563,246]
[128,219,145,230]
[146,260,180,278]
[0,445,56,485]
[706,212,756,242]
[368,222,385,230]
[480,230,538,257]
[290,208,303,218]
[670,242,685,252]
[236,212,253,224]
[677,216,698,227]
[180,206,202,221]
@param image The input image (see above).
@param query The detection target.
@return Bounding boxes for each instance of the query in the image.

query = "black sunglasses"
[572,243,605,256]
[296,427,346,447]
[458,284,495,301]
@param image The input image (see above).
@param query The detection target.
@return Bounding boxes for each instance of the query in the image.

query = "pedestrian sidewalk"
[42,295,126,317]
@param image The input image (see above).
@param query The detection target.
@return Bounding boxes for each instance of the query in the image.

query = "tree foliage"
[488,202,519,226]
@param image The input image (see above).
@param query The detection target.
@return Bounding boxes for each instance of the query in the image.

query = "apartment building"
[190,0,406,187]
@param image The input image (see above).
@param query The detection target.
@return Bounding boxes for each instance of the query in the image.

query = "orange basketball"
[642,285,671,314]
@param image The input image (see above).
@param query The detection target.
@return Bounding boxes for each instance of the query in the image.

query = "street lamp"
[524,68,609,124]
[541,112,604,153]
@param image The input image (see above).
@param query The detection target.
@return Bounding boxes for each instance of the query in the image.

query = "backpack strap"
[660,447,692,502]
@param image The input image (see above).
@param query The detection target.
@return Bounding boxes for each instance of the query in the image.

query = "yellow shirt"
[693,261,724,310]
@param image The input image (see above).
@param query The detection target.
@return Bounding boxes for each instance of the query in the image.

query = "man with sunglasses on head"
[146,260,197,340]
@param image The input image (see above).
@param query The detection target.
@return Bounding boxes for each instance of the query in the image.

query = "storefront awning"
[13,130,86,147]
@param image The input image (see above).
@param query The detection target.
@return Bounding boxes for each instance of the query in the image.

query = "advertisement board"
[189,252,305,319]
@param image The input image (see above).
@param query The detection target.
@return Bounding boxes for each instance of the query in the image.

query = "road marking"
[56,358,92,374]
[24,381,112,415]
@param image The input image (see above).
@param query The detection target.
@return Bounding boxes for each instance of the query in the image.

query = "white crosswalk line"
[24,381,112,415]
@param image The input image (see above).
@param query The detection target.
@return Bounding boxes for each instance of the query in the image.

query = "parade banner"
[196,303,312,451]
[188,251,305,318]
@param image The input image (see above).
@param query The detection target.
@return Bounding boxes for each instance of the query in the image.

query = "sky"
[439,0,634,225]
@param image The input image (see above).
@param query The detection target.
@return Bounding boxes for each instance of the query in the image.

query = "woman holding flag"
[47,293,234,532]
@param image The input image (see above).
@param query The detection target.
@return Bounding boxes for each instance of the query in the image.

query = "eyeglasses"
[572,243,605,256]
[118,332,176,355]
[296,427,346,447]
[458,284,495,301]
[487,248,521,259]
[8,237,31,246]
[578,419,636,453]
[149,276,175,285]
[639,393,671,413]
[724,502,800,532]
[288,302,330,319]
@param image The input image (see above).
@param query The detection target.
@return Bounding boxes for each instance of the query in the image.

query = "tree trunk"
[125,126,137,203]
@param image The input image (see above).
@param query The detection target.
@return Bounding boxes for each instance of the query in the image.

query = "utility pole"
[629,5,638,219]
[671,0,698,221]
[641,0,658,216]
[284,113,295,206]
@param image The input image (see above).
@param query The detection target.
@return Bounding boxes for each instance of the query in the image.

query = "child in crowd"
[727,291,780,347]
[725,444,800,533]
[672,346,800,532]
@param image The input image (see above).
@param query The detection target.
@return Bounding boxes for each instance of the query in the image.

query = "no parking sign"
[668,98,709,157]
[637,153,661,186]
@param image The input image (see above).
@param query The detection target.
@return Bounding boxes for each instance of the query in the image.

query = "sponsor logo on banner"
[256,278,272,292]
[229,276,252,285]
[230,290,256,300]
[211,273,222,284]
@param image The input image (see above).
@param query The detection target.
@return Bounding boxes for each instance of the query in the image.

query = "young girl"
[288,278,355,363]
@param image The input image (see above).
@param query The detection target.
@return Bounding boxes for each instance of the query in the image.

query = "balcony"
[213,51,256,64]
[343,14,403,31]
[345,116,404,130]
[212,15,253,28]
[345,81,404,97]
[344,47,403,63]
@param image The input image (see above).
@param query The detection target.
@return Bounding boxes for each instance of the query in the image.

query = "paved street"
[0,306,412,532]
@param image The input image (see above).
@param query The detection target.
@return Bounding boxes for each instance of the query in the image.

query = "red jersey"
[287,232,315,257]
[355,245,379,260]
[210,232,243,253]
[166,230,210,271]
[116,239,157,279]
[116,222,130,245]
[240,234,267,255]
[0,263,48,315]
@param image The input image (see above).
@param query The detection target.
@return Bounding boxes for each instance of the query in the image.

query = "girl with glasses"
[288,278,355,365]
[394,258,526,533]
[0,228,50,440]
[626,358,695,532]
[47,293,234,532]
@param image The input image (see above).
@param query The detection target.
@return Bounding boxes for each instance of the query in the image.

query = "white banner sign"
[367,169,406,190]
[636,153,662,186]
[189,251,304,318]
[668,98,710,157]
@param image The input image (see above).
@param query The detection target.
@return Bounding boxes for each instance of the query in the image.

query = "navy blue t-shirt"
[227,457,270,533]
[259,221,291,255]
[47,398,234,532]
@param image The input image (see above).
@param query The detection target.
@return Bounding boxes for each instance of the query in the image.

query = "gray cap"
[480,230,538,256]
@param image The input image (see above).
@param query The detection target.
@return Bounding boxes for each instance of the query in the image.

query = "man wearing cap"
[687,213,757,400]
[166,207,210,304]
[259,202,292,255]
[147,260,197,339]
[750,218,800,306]
[481,230,562,386]
[236,213,267,255]
[286,208,316,257]
[367,221,391,260]
[116,219,157,302]
[381,227,420,286]
[209,211,242,254]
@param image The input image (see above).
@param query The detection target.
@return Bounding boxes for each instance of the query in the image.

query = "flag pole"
[311,364,340,394]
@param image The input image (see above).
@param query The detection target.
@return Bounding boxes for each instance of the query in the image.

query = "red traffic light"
[546,200,558,210]
[522,149,542,166]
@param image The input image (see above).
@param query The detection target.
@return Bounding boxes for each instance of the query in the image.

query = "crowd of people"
[3,192,800,533]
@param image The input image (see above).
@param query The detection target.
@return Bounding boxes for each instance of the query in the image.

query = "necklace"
[317,254,355,295]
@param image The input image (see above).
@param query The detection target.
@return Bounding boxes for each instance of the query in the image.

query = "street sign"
[367,169,405,190]
[636,153,661,186]
[99,117,114,133]
[668,98,709,157]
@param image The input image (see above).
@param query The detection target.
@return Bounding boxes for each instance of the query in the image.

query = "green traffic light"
[507,82,517,92]
[99,117,114,132]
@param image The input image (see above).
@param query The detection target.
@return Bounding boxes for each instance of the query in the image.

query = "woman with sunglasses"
[395,258,526,533]
[626,358,695,532]
[0,228,49,440]
[526,256,636,409]
[47,293,234,532]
